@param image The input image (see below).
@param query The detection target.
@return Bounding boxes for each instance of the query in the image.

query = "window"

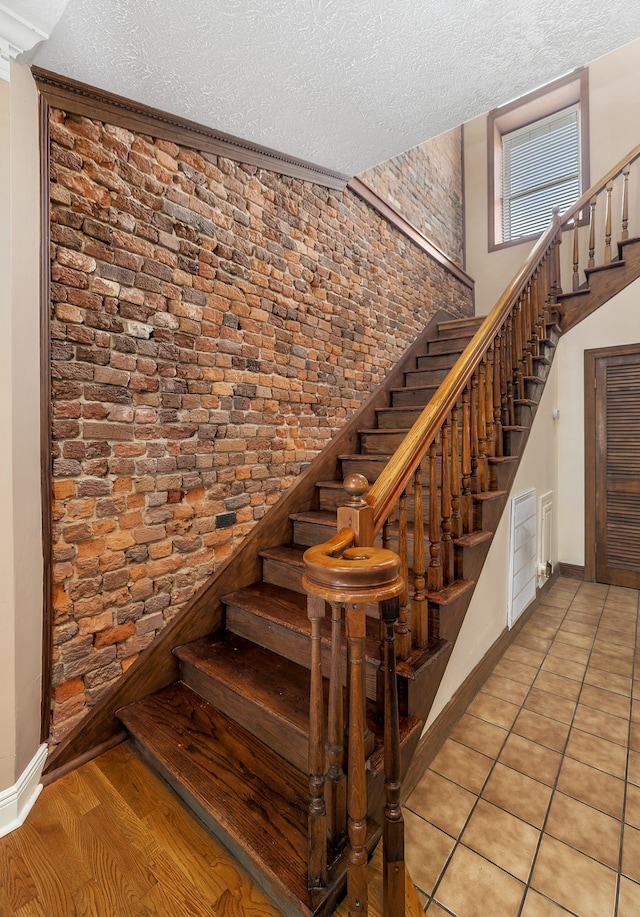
[488,69,589,250]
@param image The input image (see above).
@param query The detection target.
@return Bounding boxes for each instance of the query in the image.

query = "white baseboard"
[0,743,48,839]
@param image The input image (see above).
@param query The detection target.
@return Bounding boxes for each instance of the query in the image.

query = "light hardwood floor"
[0,739,421,916]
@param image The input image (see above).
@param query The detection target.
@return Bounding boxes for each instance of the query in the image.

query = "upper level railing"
[303,143,640,916]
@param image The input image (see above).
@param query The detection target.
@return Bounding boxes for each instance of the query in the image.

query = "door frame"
[584,342,640,582]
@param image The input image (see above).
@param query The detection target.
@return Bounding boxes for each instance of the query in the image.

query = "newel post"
[337,473,374,547]
[303,527,404,917]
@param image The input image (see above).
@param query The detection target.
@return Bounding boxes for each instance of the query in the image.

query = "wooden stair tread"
[290,509,337,525]
[426,578,475,605]
[453,530,493,548]
[339,452,392,462]
[473,489,507,503]
[488,455,519,464]
[118,683,315,914]
[175,632,312,738]
[260,542,307,568]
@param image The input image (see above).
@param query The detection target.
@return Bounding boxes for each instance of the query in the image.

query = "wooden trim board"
[31,67,350,191]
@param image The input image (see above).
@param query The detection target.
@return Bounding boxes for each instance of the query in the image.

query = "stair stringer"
[44,308,460,778]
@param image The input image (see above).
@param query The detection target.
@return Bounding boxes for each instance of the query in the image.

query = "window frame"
[487,68,589,252]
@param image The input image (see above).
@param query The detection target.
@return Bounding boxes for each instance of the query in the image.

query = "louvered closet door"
[595,350,640,587]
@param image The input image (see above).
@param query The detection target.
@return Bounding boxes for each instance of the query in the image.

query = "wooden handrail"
[368,142,640,532]
[557,143,640,232]
[367,212,561,531]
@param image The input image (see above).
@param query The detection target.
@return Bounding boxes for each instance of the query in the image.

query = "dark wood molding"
[402,571,558,799]
[584,347,597,582]
[40,730,127,787]
[347,176,474,291]
[44,308,461,776]
[31,67,350,191]
[39,91,53,743]
[557,563,585,580]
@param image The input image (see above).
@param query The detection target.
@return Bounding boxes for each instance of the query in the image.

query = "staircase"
[115,312,559,916]
[44,144,640,916]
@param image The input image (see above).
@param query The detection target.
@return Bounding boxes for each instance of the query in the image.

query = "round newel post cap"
[343,473,369,506]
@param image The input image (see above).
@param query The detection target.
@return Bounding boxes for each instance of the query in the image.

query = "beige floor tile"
[584,666,632,697]
[498,734,562,787]
[556,757,625,819]
[621,823,640,883]
[493,657,539,687]
[540,654,586,682]
[559,619,597,637]
[632,699,640,724]
[625,783,640,828]
[480,673,530,706]
[547,642,591,665]
[425,903,450,915]
[429,739,494,795]
[403,808,455,896]
[618,876,640,917]
[597,626,635,647]
[579,683,631,719]
[634,679,640,700]
[593,639,635,660]
[513,709,570,753]
[545,791,622,869]
[630,721,640,752]
[405,769,476,839]
[522,622,559,641]
[417,889,429,909]
[628,750,640,787]
[434,845,525,917]
[460,798,539,881]
[565,728,627,779]
[503,644,546,669]
[530,834,617,917]
[467,691,520,730]
[553,630,593,650]
[524,688,576,725]
[572,704,630,747]
[449,714,508,759]
[533,670,582,701]
[520,889,576,916]
[590,651,634,678]
[482,763,552,828]
[516,633,553,654]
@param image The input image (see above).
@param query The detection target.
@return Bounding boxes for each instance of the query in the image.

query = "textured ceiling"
[9,0,640,175]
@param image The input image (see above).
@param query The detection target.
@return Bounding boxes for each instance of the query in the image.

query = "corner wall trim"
[557,563,585,580]
[347,176,475,290]
[30,67,350,191]
[0,744,48,839]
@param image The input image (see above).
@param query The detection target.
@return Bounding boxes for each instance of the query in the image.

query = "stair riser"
[489,458,519,492]
[406,366,450,386]
[360,431,408,454]
[514,402,536,427]
[405,368,443,387]
[391,388,435,408]
[525,378,544,401]
[262,555,306,594]
[225,604,379,700]
[427,336,474,354]
[415,351,461,370]
[377,408,425,428]
[437,323,481,340]
[292,518,337,546]
[454,535,493,582]
[503,428,528,457]
[339,456,388,481]
[180,658,309,773]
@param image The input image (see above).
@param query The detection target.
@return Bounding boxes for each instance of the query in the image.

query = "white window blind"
[502,104,581,241]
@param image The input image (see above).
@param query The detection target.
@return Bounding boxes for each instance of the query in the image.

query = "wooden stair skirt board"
[109,309,565,917]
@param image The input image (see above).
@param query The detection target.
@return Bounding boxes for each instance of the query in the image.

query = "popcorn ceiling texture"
[361,128,464,267]
[48,107,471,743]
[25,0,640,174]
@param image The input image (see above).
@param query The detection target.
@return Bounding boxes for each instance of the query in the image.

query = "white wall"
[0,63,44,799]
[556,278,640,567]
[427,357,559,726]
[465,38,640,316]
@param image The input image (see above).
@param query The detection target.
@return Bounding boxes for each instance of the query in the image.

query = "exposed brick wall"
[48,108,472,743]
[360,127,464,265]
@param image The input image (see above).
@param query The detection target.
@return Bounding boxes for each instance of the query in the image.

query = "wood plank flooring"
[0,741,421,916]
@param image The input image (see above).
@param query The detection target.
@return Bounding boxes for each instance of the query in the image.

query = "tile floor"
[402,576,640,917]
